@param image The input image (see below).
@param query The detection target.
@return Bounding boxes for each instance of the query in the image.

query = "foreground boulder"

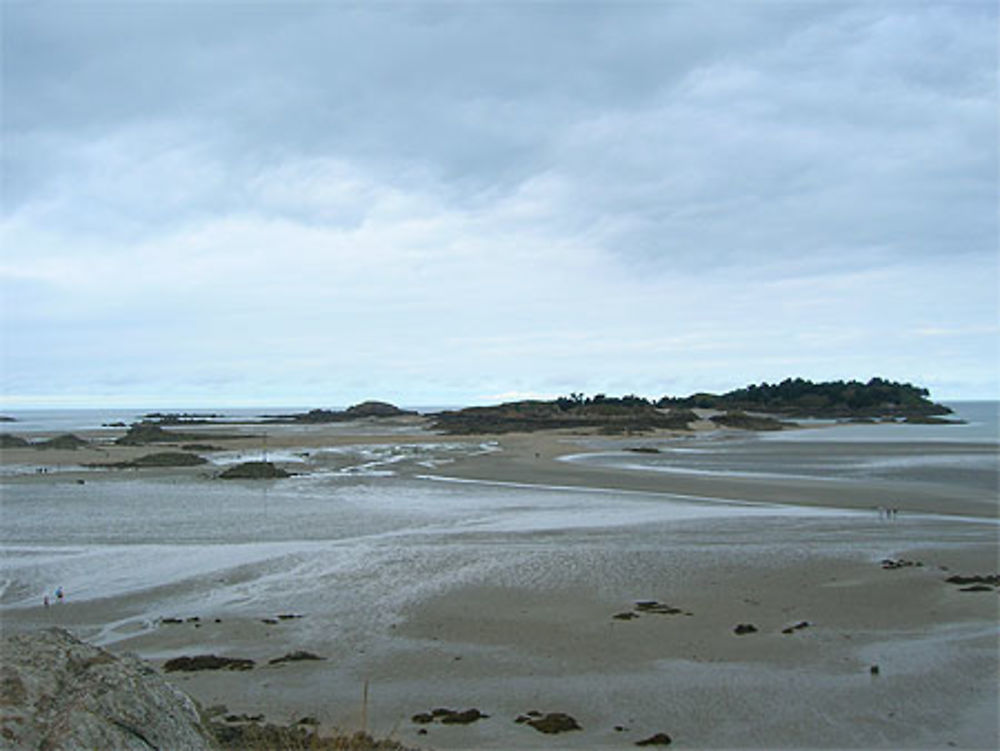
[0,628,216,749]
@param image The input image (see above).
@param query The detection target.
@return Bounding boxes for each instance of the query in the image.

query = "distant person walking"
[55,586,64,603]
[43,595,49,609]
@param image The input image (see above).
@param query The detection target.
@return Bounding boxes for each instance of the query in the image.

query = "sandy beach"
[2,413,998,749]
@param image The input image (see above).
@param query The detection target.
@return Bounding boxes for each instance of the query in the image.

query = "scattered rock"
[626,446,661,454]
[1,628,216,749]
[219,461,291,480]
[522,712,581,734]
[870,665,880,676]
[441,708,489,725]
[945,574,999,586]
[225,713,264,723]
[261,618,279,625]
[635,600,683,615]
[613,612,640,621]
[268,651,325,665]
[636,732,673,746]
[162,655,255,672]
[881,558,922,570]
[161,617,183,624]
[733,623,758,635]
[782,621,811,634]
[411,708,488,725]
[277,613,304,620]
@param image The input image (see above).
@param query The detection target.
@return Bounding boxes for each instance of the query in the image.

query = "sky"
[1,1,997,408]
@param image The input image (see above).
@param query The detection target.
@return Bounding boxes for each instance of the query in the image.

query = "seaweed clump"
[219,461,290,480]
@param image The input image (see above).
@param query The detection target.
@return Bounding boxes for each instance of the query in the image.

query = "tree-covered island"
[430,378,955,434]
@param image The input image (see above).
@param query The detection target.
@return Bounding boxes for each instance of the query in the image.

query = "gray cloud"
[2,1,996,405]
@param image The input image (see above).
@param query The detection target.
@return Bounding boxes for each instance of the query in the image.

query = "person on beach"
[55,587,63,603]
[43,595,49,609]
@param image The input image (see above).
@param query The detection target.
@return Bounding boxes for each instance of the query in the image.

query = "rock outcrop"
[265,402,417,423]
[0,628,216,750]
[344,401,416,418]
[218,461,290,479]
[0,434,30,449]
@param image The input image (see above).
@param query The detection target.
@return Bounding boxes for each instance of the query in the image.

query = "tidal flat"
[1,404,997,748]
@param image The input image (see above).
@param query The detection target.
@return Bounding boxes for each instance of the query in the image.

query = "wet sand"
[2,420,998,748]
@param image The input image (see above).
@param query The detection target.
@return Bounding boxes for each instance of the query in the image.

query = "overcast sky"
[2,1,997,408]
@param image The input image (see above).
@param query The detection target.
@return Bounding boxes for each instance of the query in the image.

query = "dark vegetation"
[91,452,208,469]
[34,434,90,450]
[163,655,255,672]
[2,433,91,450]
[209,725,414,751]
[431,394,696,435]
[658,377,952,418]
[709,412,794,430]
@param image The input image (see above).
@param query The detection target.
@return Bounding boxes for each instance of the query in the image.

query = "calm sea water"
[0,405,457,434]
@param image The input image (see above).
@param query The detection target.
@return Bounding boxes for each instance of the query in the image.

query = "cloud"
[1,1,997,404]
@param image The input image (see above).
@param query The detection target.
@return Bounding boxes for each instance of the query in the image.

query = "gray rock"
[0,628,216,750]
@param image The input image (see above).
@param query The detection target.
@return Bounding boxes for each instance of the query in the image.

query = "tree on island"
[657,377,950,418]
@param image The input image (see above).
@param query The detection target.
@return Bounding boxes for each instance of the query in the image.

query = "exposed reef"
[90,451,209,469]
[710,411,795,431]
[431,396,696,435]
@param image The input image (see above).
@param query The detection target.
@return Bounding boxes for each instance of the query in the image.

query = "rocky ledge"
[0,628,216,749]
